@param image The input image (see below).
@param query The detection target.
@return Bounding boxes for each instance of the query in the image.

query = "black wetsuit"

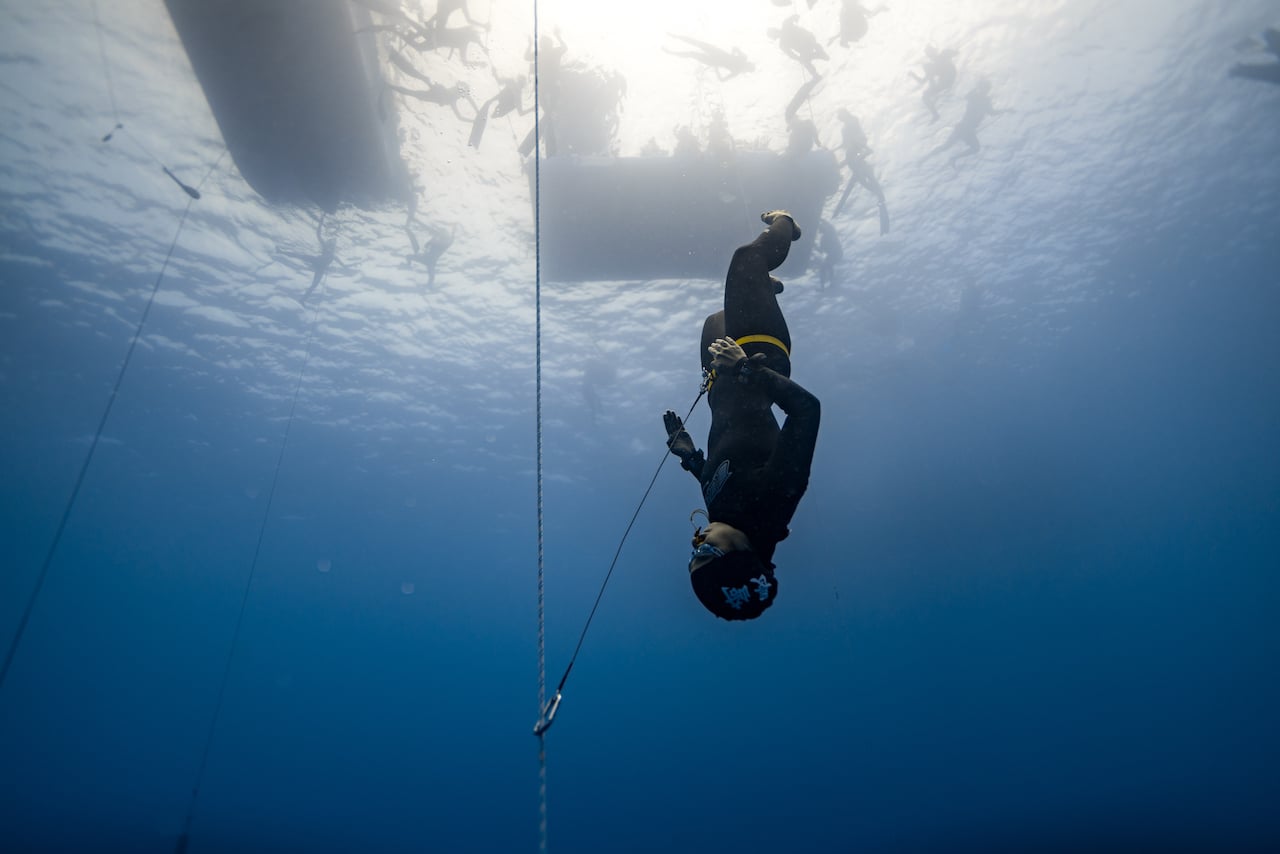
[682,216,821,567]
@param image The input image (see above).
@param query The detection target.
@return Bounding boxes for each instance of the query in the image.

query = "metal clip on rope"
[533,690,562,736]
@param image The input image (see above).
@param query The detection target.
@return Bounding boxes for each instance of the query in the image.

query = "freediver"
[832,109,889,235]
[664,34,755,81]
[389,80,479,122]
[265,213,339,304]
[927,79,1006,167]
[416,22,488,66]
[768,15,828,79]
[830,1,887,48]
[912,46,958,122]
[424,0,488,33]
[388,47,435,87]
[1229,27,1280,85]
[406,222,456,289]
[470,74,530,149]
[518,32,569,157]
[662,211,821,621]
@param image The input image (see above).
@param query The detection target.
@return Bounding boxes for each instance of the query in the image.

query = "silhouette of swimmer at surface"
[259,213,342,304]
[519,32,569,156]
[769,15,828,79]
[663,211,820,621]
[407,222,456,289]
[424,0,488,32]
[1229,27,1280,85]
[469,74,529,149]
[830,2,887,48]
[664,34,755,80]
[416,23,488,66]
[928,79,1007,166]
[833,109,889,235]
[912,46,957,122]
[389,80,479,122]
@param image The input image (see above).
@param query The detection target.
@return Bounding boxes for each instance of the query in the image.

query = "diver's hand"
[708,337,748,371]
[663,410,696,458]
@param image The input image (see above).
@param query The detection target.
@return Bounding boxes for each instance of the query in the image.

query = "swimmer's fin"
[833,176,856,217]
[518,126,537,157]
[468,102,490,148]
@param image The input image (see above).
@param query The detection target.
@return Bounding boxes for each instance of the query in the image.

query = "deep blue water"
[3,1,1279,852]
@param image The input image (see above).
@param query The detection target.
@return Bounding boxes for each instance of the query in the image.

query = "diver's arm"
[737,359,821,486]
[663,410,705,480]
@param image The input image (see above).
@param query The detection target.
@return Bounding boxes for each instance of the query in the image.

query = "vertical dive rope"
[532,3,549,853]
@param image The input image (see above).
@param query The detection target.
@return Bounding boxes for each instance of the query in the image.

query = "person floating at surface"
[262,213,340,304]
[830,1,887,48]
[407,222,455,289]
[928,78,1006,166]
[664,34,755,80]
[912,46,957,122]
[389,80,478,122]
[518,32,569,157]
[416,23,488,66]
[833,109,889,234]
[769,15,829,79]
[1229,27,1280,85]
[663,211,821,621]
[301,215,338,302]
[469,74,529,149]
[424,0,488,33]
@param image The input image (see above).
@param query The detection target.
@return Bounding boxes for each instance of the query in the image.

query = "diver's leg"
[722,215,796,372]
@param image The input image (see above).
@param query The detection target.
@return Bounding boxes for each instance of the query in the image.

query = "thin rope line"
[533,3,548,853]
[0,149,224,692]
[174,295,324,854]
[544,390,703,706]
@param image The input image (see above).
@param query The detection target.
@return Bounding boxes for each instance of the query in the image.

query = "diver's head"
[688,522,777,620]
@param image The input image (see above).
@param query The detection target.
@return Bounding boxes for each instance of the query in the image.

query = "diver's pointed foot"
[761,210,801,241]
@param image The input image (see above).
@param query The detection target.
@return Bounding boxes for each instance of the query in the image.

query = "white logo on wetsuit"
[701,460,732,507]
[703,460,732,506]
[721,575,773,609]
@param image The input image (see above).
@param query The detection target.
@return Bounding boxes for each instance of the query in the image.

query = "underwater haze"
[2,0,1279,851]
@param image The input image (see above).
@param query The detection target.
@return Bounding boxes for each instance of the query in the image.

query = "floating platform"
[532,149,840,282]
[165,0,407,211]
